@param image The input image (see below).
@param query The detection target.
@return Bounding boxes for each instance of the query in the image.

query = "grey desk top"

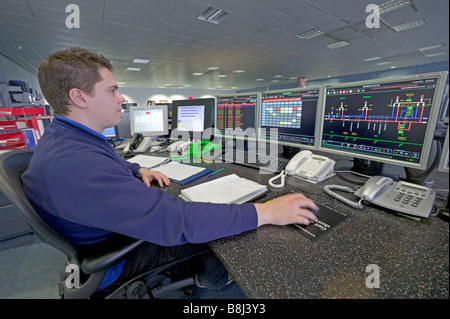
[134,149,449,299]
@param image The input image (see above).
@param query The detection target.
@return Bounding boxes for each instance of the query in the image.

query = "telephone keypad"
[392,181,430,211]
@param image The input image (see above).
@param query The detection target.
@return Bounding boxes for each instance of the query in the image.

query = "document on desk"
[126,155,169,169]
[179,173,268,204]
[151,162,212,184]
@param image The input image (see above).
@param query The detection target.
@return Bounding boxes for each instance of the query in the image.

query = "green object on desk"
[169,140,220,161]
[208,168,224,177]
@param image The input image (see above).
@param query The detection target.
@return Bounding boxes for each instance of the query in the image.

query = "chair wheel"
[126,281,147,299]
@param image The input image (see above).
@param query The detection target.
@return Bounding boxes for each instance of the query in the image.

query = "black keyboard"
[221,149,288,173]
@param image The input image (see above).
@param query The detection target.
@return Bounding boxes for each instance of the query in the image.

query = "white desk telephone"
[269,150,335,188]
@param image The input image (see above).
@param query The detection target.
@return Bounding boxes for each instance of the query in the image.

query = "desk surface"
[133,149,449,299]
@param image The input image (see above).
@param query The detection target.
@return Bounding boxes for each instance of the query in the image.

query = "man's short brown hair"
[38,47,113,114]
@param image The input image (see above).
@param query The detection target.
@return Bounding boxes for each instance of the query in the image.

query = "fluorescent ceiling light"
[327,41,350,49]
[192,72,204,76]
[255,79,264,81]
[273,75,283,78]
[297,28,323,39]
[419,44,443,51]
[425,52,446,57]
[197,7,230,24]
[233,70,245,73]
[218,74,227,78]
[379,0,411,14]
[271,80,279,83]
[392,19,426,32]
[363,56,382,61]
[376,61,392,65]
[126,67,141,71]
[207,66,220,71]
[133,58,149,64]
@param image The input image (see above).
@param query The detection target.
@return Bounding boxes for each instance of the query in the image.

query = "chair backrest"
[0,150,78,262]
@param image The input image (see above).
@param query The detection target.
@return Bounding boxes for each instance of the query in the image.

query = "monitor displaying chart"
[259,88,320,148]
[318,72,447,169]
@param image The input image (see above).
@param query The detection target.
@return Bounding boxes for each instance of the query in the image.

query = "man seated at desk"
[21,47,318,297]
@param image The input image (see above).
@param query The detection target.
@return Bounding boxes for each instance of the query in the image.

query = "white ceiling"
[0,0,448,90]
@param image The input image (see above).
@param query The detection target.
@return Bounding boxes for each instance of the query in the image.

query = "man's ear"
[68,88,89,109]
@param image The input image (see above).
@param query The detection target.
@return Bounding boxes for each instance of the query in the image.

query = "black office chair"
[0,150,194,299]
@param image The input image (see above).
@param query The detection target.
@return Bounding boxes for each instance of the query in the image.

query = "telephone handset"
[323,176,394,210]
[354,176,393,200]
[269,150,335,188]
[124,133,153,154]
[353,176,436,218]
[285,150,313,175]
[129,133,144,150]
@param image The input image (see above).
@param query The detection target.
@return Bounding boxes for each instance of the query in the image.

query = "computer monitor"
[130,105,169,137]
[438,127,449,173]
[318,72,448,178]
[258,87,322,149]
[171,98,215,141]
[101,126,119,139]
[216,93,258,140]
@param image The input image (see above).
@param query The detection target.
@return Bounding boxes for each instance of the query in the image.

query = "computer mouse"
[309,208,320,217]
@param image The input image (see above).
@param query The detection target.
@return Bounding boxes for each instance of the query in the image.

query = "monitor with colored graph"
[317,72,448,170]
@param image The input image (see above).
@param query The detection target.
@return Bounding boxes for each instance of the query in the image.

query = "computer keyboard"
[221,149,288,173]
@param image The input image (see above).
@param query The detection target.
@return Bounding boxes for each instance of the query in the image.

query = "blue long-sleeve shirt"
[22,116,258,247]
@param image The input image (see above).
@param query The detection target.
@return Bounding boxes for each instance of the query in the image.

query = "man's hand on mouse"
[254,192,319,227]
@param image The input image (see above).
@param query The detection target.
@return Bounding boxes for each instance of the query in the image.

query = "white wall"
[118,87,236,106]
[0,54,236,106]
[0,54,40,92]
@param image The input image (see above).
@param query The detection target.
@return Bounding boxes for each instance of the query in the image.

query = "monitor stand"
[400,140,441,187]
[338,158,384,185]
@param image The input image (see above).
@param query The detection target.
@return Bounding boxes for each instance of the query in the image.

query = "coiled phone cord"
[323,185,364,209]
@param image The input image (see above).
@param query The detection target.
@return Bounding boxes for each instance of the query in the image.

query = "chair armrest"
[81,235,145,274]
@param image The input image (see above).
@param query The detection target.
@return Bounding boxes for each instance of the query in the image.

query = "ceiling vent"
[296,28,324,39]
[197,7,230,24]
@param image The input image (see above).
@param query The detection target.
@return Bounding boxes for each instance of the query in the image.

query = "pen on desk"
[208,168,224,177]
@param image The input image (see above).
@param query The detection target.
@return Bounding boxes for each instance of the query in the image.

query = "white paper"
[151,161,207,181]
[127,155,169,169]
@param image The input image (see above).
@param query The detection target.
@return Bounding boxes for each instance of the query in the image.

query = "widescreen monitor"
[258,87,322,149]
[318,72,448,172]
[216,93,258,140]
[130,105,169,137]
[171,98,215,141]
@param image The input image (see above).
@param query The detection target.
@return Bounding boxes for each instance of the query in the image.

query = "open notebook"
[127,155,212,184]
[179,174,268,204]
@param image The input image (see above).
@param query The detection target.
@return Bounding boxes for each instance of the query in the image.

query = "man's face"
[297,77,307,88]
[85,67,125,131]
